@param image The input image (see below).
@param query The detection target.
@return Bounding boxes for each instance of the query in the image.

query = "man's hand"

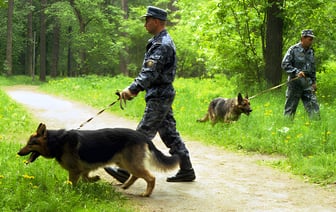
[120,88,134,100]
[297,71,306,78]
[312,83,317,92]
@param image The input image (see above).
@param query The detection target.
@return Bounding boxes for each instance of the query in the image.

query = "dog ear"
[237,93,243,104]
[37,123,47,137]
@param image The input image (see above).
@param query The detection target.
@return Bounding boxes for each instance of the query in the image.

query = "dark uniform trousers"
[284,76,320,119]
[136,95,192,170]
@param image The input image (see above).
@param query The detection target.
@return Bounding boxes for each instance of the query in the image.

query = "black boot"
[167,153,196,182]
[104,167,130,183]
[167,168,196,182]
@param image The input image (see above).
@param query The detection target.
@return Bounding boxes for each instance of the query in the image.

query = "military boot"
[166,154,196,182]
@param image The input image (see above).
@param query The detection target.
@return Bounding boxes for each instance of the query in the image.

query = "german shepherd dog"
[197,93,252,125]
[18,123,179,197]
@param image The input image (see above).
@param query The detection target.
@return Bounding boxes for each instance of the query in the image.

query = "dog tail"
[146,141,180,172]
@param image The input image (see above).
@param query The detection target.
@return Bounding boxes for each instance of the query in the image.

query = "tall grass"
[0,81,134,212]
[38,75,336,185]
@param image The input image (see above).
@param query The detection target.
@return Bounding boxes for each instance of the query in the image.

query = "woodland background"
[1,2,336,209]
[1,0,336,91]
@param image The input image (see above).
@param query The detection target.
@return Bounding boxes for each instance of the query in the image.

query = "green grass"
[0,81,135,212]
[0,142,130,211]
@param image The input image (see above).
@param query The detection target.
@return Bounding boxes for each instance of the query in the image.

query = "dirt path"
[4,86,336,212]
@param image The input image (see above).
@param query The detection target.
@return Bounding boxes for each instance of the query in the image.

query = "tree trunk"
[26,0,33,77]
[39,0,47,81]
[264,0,284,86]
[119,0,129,76]
[51,22,60,78]
[69,0,87,75]
[6,0,14,76]
[67,26,74,77]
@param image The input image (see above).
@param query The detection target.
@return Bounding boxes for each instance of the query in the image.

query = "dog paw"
[141,192,151,197]
[86,175,100,182]
[121,184,130,190]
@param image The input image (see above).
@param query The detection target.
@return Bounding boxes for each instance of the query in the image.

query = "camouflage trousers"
[284,78,320,119]
[136,95,192,169]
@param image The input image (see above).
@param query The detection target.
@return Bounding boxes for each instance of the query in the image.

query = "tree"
[51,20,60,78]
[264,0,284,86]
[39,0,47,81]
[5,0,14,76]
[26,0,33,77]
[119,0,129,76]
[1,0,336,83]
[69,0,90,75]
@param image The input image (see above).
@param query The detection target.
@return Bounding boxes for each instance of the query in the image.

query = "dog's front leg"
[82,171,100,183]
[142,176,155,197]
[68,170,81,185]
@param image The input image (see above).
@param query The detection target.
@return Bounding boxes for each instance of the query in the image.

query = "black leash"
[76,91,125,130]
[249,77,299,100]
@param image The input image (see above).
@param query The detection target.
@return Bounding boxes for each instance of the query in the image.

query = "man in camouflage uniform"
[105,6,196,182]
[281,29,320,119]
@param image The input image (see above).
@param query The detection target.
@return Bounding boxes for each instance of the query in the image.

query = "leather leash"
[249,77,299,100]
[77,91,125,130]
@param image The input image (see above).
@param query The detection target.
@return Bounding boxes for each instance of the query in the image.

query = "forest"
[0,0,336,89]
[1,1,336,209]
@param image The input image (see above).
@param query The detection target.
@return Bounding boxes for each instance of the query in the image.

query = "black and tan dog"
[18,123,179,197]
[197,93,252,125]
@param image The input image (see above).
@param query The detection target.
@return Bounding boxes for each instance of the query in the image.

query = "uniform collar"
[298,42,311,52]
[148,30,167,43]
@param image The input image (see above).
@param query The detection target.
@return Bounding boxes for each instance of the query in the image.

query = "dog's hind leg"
[121,175,137,189]
[135,169,155,197]
[68,170,81,185]
[122,170,155,197]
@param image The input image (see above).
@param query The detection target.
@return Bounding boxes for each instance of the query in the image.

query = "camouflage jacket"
[281,42,316,83]
[128,30,177,100]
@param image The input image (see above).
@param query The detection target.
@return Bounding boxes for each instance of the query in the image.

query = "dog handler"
[281,29,320,119]
[105,6,196,182]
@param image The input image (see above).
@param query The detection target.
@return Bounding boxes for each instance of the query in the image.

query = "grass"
[0,142,129,211]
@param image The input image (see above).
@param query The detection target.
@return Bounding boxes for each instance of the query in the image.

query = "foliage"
[47,0,126,75]
[282,0,336,66]
[318,60,336,104]
[0,1,30,74]
[1,0,336,86]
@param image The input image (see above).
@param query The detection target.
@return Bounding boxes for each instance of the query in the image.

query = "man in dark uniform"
[105,6,196,182]
[281,29,320,119]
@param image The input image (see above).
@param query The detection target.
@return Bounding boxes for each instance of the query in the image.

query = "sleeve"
[128,43,167,94]
[281,47,300,76]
